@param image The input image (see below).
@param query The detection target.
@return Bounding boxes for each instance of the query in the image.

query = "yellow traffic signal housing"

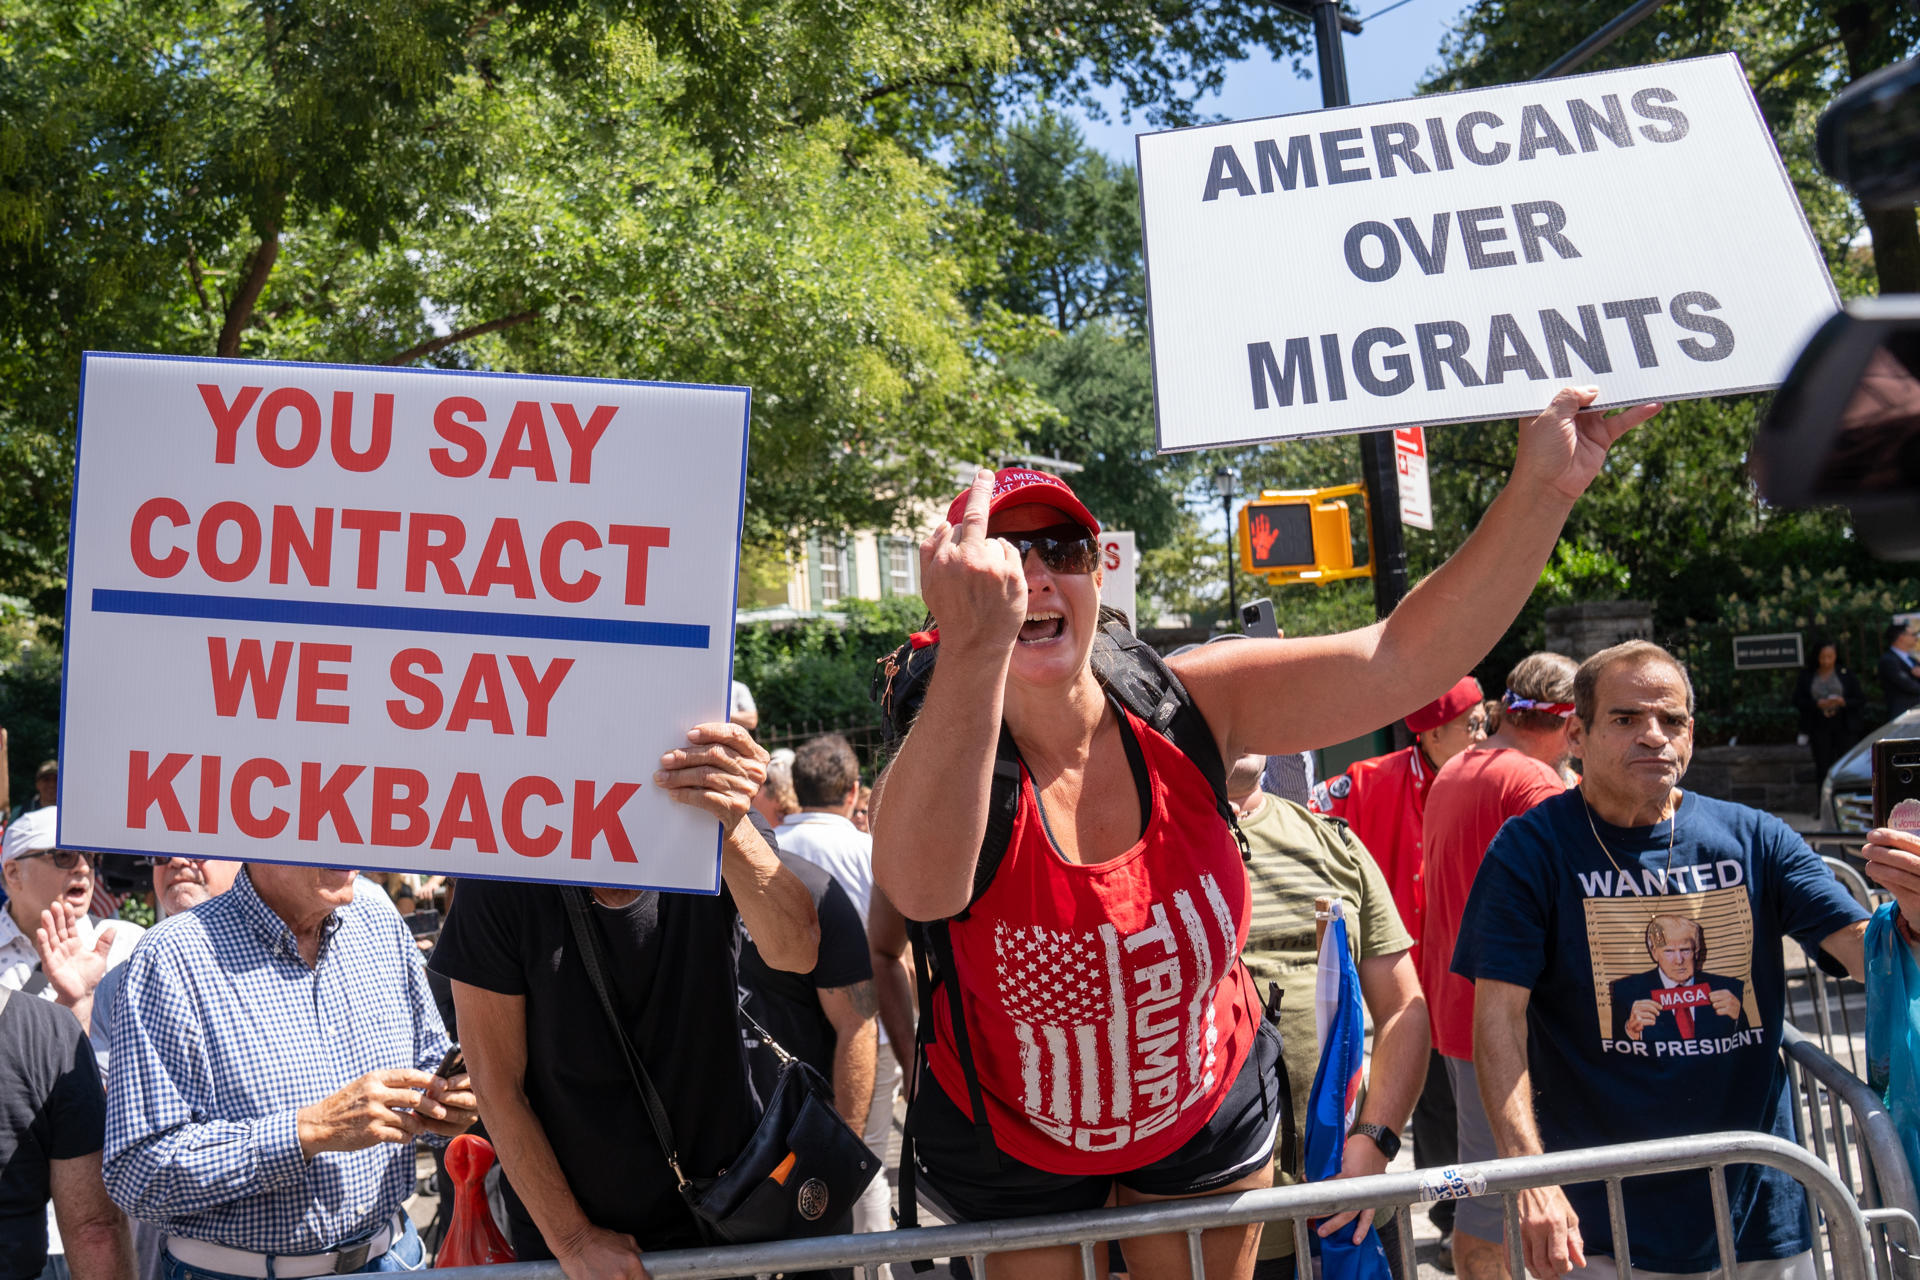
[1237,484,1375,587]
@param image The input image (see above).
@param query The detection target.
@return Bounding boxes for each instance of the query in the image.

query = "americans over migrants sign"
[1135,53,1840,452]
[61,353,750,894]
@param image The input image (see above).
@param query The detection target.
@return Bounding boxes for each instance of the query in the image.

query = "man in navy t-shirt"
[1455,641,1869,1280]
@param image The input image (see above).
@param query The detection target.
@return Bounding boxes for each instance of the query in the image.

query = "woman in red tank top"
[873,388,1659,1280]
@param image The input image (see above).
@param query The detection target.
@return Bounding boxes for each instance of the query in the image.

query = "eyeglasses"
[1465,716,1488,734]
[995,523,1101,575]
[15,849,96,871]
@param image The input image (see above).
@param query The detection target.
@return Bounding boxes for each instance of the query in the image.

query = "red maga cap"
[1406,676,1484,734]
[945,468,1101,536]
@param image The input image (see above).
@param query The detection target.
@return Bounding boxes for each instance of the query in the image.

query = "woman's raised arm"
[1175,386,1660,758]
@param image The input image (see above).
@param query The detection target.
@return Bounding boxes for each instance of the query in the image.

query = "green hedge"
[733,596,926,739]
[1676,564,1919,745]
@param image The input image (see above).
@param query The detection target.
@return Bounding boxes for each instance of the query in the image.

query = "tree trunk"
[216,225,281,357]
[1836,1,1920,293]
[1861,203,1920,296]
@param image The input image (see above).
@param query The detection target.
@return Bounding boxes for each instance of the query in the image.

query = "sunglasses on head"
[995,523,1101,575]
[17,849,96,871]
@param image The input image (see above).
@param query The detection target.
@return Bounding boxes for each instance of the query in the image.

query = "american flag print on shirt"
[992,871,1242,1153]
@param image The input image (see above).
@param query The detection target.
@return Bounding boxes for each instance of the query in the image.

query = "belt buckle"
[330,1240,373,1275]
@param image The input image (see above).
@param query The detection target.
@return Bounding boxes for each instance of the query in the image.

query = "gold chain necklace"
[1580,787,1680,881]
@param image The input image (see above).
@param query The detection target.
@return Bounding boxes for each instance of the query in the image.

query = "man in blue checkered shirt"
[101,863,475,1280]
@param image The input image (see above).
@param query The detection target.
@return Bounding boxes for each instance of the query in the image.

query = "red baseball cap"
[1405,676,1483,734]
[945,468,1101,536]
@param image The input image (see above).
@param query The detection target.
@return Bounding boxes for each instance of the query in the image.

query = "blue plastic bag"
[1864,902,1920,1187]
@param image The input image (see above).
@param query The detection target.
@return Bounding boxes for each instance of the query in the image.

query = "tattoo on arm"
[845,979,878,1021]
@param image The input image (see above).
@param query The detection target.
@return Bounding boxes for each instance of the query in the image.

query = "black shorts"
[910,1015,1285,1222]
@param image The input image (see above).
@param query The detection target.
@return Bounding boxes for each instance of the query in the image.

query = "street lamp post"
[1213,465,1240,630]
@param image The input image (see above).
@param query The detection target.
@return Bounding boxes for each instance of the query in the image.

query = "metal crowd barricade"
[1782,856,1890,1076]
[436,1133,1873,1280]
[1785,1025,1920,1280]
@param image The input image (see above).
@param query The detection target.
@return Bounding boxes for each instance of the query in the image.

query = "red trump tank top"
[923,703,1260,1174]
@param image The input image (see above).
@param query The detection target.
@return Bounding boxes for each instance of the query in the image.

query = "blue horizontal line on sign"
[91,589,710,650]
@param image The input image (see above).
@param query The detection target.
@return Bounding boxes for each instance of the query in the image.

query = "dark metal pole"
[1222,487,1239,629]
[1305,0,1409,622]
[1534,0,1670,80]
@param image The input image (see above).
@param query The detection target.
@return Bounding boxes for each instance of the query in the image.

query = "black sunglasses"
[996,523,1101,575]
[16,849,97,871]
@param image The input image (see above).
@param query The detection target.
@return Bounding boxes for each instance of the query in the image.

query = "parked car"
[1819,706,1920,831]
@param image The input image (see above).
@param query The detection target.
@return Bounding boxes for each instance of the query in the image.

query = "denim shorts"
[911,1016,1285,1222]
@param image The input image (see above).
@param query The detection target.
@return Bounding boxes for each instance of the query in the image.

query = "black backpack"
[870,615,1294,1242]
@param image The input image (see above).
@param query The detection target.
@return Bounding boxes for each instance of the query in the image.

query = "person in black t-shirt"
[0,990,132,1280]
[431,721,818,1280]
[738,848,877,1127]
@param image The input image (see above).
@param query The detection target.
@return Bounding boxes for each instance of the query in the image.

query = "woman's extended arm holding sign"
[1173,386,1662,758]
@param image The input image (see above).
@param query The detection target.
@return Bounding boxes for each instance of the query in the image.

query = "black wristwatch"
[1350,1122,1401,1161]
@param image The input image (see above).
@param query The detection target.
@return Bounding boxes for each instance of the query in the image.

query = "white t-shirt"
[731,680,758,719]
[774,810,884,1044]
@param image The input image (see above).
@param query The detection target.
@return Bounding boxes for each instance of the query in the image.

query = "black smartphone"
[1871,737,1920,829]
[435,1045,464,1079]
[1241,598,1279,639]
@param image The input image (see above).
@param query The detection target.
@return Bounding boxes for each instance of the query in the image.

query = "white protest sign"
[1098,531,1137,630]
[1136,54,1838,451]
[1395,427,1432,530]
[61,353,749,894]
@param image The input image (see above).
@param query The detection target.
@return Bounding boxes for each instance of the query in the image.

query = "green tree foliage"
[956,112,1143,332]
[732,595,925,735]
[1005,325,1192,546]
[0,630,60,807]
[0,0,1045,620]
[955,112,1198,549]
[1681,562,1920,743]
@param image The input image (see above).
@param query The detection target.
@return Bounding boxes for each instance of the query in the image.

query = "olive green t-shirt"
[1238,792,1413,1257]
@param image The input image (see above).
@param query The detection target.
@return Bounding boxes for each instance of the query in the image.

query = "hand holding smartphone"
[1867,739,1920,928]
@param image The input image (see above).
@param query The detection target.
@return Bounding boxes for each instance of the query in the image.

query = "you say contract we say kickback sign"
[1135,54,1840,451]
[61,353,750,894]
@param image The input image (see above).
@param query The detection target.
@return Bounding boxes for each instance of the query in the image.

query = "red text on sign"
[126,750,643,861]
[132,499,669,606]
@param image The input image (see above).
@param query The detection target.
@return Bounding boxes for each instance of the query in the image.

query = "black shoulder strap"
[560,888,705,1229]
[1091,621,1229,802]
[896,916,998,1262]
[959,726,1025,917]
[19,968,49,998]
[1092,621,1249,861]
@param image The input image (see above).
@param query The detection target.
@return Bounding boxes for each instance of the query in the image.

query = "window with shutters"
[819,540,846,606]
[888,540,914,596]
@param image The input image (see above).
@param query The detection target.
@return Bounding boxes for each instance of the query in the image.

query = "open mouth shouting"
[1019,610,1066,644]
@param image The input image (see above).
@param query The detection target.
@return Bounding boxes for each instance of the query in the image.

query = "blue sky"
[1069,0,1474,162]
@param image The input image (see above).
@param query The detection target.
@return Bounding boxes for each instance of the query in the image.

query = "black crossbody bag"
[561,888,879,1245]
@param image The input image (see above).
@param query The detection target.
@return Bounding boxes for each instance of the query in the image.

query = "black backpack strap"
[1092,621,1250,861]
[961,726,1024,915]
[897,919,998,1269]
[922,920,998,1171]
